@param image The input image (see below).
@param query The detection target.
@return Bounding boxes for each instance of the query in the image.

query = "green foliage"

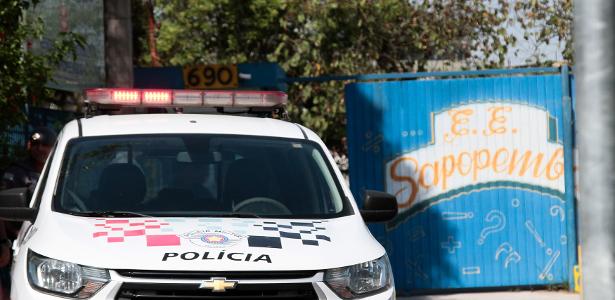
[0,0,84,131]
[514,0,573,64]
[141,0,570,148]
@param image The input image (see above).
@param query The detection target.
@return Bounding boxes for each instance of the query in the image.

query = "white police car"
[0,89,398,299]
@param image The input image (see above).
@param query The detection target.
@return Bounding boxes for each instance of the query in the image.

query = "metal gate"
[345,68,577,294]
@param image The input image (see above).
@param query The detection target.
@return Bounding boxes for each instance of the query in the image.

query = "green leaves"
[513,0,573,65]
[143,0,570,148]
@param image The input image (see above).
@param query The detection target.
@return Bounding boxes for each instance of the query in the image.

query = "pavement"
[399,291,581,300]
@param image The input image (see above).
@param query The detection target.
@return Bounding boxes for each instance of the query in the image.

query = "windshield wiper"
[78,211,154,218]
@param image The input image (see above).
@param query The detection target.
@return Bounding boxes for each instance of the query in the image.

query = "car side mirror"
[0,187,29,208]
[360,190,398,223]
[0,187,37,221]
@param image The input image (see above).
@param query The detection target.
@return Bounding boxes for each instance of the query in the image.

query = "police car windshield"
[54,134,351,218]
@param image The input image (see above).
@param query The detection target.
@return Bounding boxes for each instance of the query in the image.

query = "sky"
[502,0,567,67]
[507,22,566,67]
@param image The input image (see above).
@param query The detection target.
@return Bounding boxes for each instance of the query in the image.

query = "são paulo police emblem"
[181,230,244,248]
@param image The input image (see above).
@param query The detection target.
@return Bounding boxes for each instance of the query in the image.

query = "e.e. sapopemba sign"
[386,102,564,227]
[345,71,577,293]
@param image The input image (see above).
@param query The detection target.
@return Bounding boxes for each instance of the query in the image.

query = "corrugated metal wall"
[345,72,576,294]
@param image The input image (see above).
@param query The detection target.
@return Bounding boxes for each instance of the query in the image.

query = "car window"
[53,134,351,218]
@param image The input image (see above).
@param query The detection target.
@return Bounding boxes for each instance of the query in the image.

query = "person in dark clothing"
[0,126,56,299]
[0,126,57,190]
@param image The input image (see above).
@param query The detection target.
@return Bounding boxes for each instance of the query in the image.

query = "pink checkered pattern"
[92,219,180,247]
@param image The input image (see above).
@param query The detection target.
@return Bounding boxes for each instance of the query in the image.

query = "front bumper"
[13,270,395,299]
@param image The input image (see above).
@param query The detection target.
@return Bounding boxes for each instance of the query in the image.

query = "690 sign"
[183,64,238,89]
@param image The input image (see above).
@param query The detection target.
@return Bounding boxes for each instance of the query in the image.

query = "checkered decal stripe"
[92,219,332,249]
[92,219,180,247]
[248,220,331,249]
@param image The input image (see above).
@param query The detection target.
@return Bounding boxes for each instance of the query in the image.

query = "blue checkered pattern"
[248,220,331,249]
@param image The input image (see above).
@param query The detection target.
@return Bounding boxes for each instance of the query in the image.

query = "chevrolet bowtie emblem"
[199,277,238,292]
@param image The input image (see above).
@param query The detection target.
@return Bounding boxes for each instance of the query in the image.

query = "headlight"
[27,250,110,298]
[325,255,394,299]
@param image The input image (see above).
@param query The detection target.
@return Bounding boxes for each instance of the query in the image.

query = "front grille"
[115,269,319,280]
[115,282,318,300]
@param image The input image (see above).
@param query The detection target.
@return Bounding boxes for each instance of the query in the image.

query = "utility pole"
[104,0,133,87]
[575,0,615,299]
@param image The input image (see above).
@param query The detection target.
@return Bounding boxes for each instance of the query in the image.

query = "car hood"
[25,213,385,271]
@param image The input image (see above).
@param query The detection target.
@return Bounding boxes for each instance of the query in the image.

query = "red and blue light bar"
[85,88,287,108]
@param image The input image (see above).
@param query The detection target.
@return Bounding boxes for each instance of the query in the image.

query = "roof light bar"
[85,89,287,108]
[235,91,288,107]
[203,91,234,106]
[142,90,172,105]
[113,90,140,104]
[173,90,203,106]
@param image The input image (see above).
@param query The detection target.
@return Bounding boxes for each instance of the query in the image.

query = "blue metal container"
[345,69,577,294]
